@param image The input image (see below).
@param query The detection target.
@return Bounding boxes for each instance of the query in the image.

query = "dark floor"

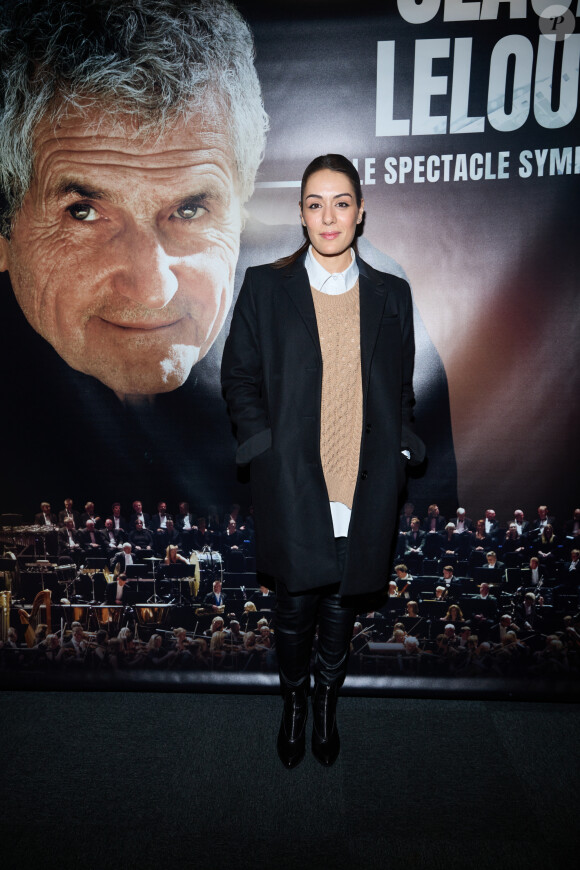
[1,691,578,870]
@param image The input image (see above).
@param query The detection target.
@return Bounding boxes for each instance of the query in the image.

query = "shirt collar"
[305,246,358,295]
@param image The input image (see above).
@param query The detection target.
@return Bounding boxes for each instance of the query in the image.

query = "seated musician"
[129,519,154,551]
[399,501,415,533]
[477,581,496,601]
[79,519,105,555]
[204,579,227,612]
[403,635,421,656]
[79,501,103,529]
[34,501,57,526]
[458,625,478,651]
[489,614,519,645]
[434,585,448,601]
[154,518,182,556]
[351,622,368,654]
[404,517,425,555]
[58,498,80,528]
[107,502,129,533]
[503,523,526,556]
[111,542,136,573]
[443,623,460,647]
[514,591,543,631]
[170,627,206,667]
[521,556,546,591]
[440,603,465,626]
[470,581,499,635]
[176,502,197,552]
[386,580,399,599]
[38,633,65,667]
[405,600,419,618]
[257,623,274,650]
[220,518,244,554]
[471,519,493,554]
[61,624,88,662]
[164,544,189,565]
[534,524,558,571]
[484,551,505,574]
[205,615,226,638]
[192,517,212,550]
[439,522,460,562]
[250,584,276,610]
[394,564,413,598]
[102,518,126,553]
[440,565,457,591]
[226,620,246,648]
[58,518,81,559]
[104,572,129,606]
[243,630,257,651]
[144,634,177,668]
[386,627,407,644]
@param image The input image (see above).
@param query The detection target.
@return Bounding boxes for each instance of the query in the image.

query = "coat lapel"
[282,258,322,361]
[358,256,389,401]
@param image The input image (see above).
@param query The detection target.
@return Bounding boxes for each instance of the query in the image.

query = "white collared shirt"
[305,245,359,296]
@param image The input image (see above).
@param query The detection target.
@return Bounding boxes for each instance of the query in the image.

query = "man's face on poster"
[0,107,243,397]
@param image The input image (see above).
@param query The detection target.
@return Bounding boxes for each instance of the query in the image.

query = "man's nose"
[112,224,178,308]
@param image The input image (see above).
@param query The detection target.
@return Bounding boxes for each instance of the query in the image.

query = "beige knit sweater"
[311,281,362,510]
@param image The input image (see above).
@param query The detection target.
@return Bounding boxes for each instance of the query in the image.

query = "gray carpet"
[1,692,578,869]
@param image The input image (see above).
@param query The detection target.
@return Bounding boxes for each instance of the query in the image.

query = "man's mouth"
[99,317,182,330]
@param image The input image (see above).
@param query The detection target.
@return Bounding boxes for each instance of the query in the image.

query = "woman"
[164,544,188,565]
[472,519,492,551]
[441,604,465,626]
[222,154,424,768]
[405,600,419,618]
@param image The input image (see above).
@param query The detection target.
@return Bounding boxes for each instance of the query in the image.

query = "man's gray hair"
[0,0,268,237]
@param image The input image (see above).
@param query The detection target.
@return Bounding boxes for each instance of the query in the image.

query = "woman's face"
[300,169,364,270]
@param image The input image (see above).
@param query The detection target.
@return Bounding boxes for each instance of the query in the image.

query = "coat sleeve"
[399,280,426,466]
[221,268,272,465]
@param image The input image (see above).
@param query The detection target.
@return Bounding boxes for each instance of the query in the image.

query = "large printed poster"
[0,1,578,686]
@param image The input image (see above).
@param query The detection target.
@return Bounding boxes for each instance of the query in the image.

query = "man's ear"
[0,236,10,271]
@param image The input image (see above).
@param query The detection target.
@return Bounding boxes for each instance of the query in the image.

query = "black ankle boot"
[277,684,309,769]
[311,682,340,767]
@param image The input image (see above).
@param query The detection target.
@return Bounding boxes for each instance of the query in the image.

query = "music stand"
[125,564,147,578]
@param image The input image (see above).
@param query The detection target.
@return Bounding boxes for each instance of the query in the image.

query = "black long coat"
[221,254,425,597]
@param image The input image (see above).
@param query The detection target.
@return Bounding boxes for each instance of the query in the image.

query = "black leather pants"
[275,537,356,690]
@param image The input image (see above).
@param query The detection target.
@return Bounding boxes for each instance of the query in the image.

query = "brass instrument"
[0,590,10,642]
[0,550,18,593]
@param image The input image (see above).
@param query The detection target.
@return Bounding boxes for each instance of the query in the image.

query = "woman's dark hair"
[274,154,363,269]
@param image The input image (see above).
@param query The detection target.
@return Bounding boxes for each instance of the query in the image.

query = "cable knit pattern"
[311,281,362,510]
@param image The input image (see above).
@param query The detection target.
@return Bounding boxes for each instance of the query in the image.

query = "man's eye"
[172,204,206,220]
[68,203,99,221]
